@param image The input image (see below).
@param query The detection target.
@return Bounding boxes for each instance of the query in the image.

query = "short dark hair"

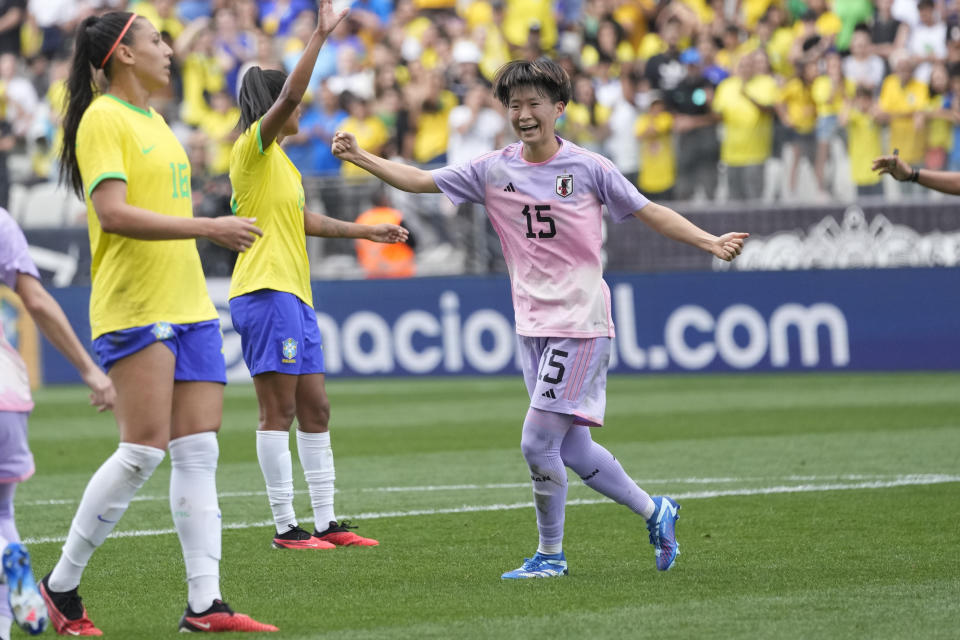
[492,58,571,107]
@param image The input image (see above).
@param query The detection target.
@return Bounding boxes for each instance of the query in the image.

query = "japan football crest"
[556,174,574,197]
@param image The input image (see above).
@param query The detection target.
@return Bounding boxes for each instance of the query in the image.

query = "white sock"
[256,430,297,534]
[296,430,336,531]
[49,443,164,592]
[537,543,563,555]
[169,432,222,613]
[0,615,11,640]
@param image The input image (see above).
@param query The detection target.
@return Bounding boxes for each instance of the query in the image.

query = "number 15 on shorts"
[539,349,568,384]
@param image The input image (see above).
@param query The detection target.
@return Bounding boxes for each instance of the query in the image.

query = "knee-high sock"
[169,432,222,613]
[0,482,18,625]
[296,430,336,531]
[48,443,165,592]
[560,426,654,520]
[520,408,573,554]
[256,430,297,534]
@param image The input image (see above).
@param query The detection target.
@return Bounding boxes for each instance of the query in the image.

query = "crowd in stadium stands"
[0,0,956,253]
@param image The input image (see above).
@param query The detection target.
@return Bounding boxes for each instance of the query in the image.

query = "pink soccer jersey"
[432,138,648,338]
[0,209,39,412]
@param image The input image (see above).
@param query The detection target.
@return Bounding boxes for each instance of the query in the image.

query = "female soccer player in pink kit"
[333,58,748,578]
[0,208,116,638]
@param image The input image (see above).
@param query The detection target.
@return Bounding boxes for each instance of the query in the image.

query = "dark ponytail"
[59,11,139,198]
[237,66,287,132]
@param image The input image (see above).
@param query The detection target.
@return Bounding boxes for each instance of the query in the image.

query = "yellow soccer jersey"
[228,119,312,307]
[811,76,855,117]
[926,94,952,150]
[846,109,882,186]
[635,112,676,193]
[779,78,817,134]
[879,75,929,164]
[76,94,216,339]
[340,115,389,178]
[713,75,776,166]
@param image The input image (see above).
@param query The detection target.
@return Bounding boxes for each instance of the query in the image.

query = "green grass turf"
[11,372,960,639]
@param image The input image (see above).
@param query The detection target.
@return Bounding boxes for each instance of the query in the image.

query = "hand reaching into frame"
[710,232,749,261]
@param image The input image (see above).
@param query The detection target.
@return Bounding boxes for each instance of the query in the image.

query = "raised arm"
[259,0,347,149]
[15,272,115,411]
[332,131,441,193]
[634,201,748,261]
[91,179,261,251]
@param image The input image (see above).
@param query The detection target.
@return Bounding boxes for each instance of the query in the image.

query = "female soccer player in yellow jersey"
[229,0,406,551]
[42,11,276,635]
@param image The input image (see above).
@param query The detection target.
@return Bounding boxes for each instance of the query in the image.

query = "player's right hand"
[316,0,349,37]
[83,368,116,413]
[332,131,358,161]
[208,216,262,252]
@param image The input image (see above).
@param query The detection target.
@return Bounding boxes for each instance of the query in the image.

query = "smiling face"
[507,85,564,148]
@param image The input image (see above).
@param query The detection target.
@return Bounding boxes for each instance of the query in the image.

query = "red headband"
[100,14,138,69]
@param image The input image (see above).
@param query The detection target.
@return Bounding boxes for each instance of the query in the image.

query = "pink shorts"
[518,336,611,427]
[0,411,34,483]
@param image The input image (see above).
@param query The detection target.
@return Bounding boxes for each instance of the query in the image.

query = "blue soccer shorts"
[92,319,227,383]
[229,289,325,377]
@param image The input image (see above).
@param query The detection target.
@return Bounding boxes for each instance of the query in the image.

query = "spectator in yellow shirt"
[175,18,228,126]
[635,94,676,199]
[839,85,884,197]
[340,92,389,178]
[713,51,778,201]
[502,0,557,52]
[777,60,819,196]
[924,63,952,171]
[197,90,241,175]
[408,69,457,165]
[560,75,610,153]
[878,51,929,165]
[130,0,184,40]
[811,51,854,197]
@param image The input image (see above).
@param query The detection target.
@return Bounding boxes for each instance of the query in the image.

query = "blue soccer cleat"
[501,551,568,579]
[646,496,681,571]
[2,542,48,635]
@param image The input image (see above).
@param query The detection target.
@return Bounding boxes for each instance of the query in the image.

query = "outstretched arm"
[15,273,115,412]
[332,131,441,193]
[91,180,261,251]
[259,0,347,148]
[634,201,748,261]
[304,209,409,243]
[872,152,960,195]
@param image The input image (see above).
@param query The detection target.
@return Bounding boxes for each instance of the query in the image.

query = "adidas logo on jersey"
[541,389,556,399]
[503,183,517,192]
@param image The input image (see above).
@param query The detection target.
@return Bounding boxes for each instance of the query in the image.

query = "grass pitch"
[14,372,960,639]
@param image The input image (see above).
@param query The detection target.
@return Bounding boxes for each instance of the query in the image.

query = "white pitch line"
[19,474,960,545]
[16,473,908,507]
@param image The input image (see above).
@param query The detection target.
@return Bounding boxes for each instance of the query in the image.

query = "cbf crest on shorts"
[556,174,574,197]
[281,337,298,363]
[152,322,173,340]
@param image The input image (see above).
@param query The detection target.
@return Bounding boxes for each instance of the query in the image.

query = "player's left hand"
[367,223,409,244]
[871,153,911,181]
[711,232,749,261]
